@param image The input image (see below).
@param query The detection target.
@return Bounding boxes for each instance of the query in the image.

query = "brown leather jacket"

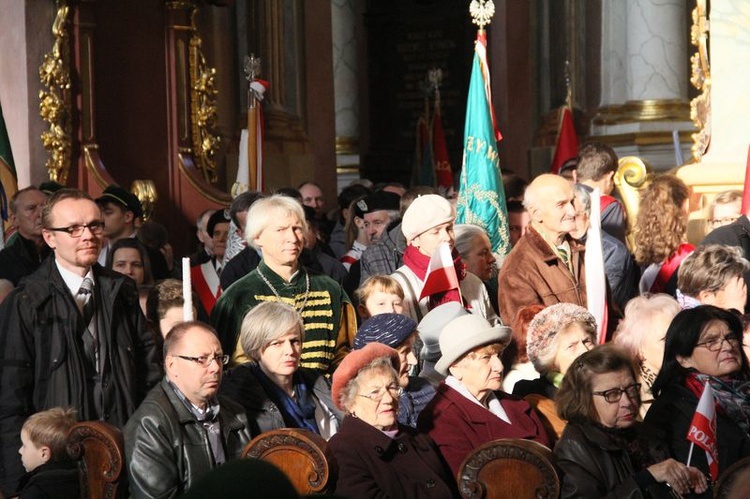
[498,226,586,327]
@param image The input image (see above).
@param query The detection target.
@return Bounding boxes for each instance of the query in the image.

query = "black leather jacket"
[124,378,252,498]
[554,421,674,499]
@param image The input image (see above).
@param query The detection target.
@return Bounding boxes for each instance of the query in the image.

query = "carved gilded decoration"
[131,180,158,222]
[690,0,710,161]
[614,156,650,251]
[39,1,73,184]
[188,7,221,184]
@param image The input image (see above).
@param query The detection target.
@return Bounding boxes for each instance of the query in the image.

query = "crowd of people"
[1,141,750,498]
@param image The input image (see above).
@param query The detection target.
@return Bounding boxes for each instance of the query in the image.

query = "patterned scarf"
[166,380,226,465]
[686,372,750,434]
[249,363,319,434]
[595,423,660,472]
[402,245,467,310]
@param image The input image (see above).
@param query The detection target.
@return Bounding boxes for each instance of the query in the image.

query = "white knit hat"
[401,194,455,242]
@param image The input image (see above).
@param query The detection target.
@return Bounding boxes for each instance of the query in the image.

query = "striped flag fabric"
[687,381,719,481]
[585,188,607,342]
[455,30,510,256]
[419,242,462,307]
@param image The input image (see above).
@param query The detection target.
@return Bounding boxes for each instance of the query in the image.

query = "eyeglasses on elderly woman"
[592,383,641,403]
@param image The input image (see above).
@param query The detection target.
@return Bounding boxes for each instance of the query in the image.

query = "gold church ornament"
[469,0,495,30]
[188,7,221,184]
[689,0,710,162]
[131,180,158,223]
[39,1,73,185]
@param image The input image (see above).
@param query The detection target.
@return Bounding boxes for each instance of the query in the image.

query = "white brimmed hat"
[434,315,512,375]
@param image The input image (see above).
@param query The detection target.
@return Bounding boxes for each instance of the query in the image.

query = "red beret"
[331,343,400,411]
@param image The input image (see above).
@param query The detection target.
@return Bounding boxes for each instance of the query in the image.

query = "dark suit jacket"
[417,382,551,475]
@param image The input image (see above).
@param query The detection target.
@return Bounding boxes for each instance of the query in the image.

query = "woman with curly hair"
[633,174,693,296]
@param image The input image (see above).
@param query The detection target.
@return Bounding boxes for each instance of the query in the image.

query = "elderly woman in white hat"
[417,314,551,475]
[391,194,498,324]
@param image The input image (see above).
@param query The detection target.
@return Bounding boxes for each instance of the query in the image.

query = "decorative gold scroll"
[131,180,158,222]
[39,1,72,184]
[188,7,220,184]
[615,156,650,252]
[689,0,710,161]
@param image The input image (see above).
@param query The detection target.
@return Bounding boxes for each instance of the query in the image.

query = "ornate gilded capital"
[39,1,73,184]
[131,180,158,222]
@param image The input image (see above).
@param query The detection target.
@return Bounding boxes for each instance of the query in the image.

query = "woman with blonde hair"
[613,293,681,418]
[633,174,693,296]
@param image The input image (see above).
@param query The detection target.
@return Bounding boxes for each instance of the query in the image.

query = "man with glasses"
[125,322,251,497]
[0,189,161,496]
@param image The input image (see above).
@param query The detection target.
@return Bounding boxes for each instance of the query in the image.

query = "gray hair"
[572,183,591,215]
[613,294,680,360]
[453,224,489,260]
[339,357,399,413]
[245,195,308,249]
[239,301,305,362]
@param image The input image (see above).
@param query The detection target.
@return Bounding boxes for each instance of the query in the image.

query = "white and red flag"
[686,382,719,480]
[420,242,462,307]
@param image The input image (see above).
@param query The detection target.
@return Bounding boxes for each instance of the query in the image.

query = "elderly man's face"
[12,189,46,241]
[300,184,325,217]
[569,196,590,241]
[165,326,224,407]
[363,210,390,244]
[530,177,577,240]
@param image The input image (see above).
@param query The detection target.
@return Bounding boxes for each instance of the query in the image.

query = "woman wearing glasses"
[645,306,750,486]
[328,343,457,498]
[555,344,708,498]
[220,301,342,439]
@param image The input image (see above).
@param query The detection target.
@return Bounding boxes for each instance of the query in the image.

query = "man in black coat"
[0,186,50,285]
[0,189,161,495]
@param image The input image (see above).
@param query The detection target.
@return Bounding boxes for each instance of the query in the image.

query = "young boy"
[354,275,405,320]
[15,407,79,499]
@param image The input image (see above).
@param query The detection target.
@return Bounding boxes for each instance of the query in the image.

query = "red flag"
[550,107,579,174]
[432,107,453,190]
[741,145,750,215]
[687,382,719,480]
[419,242,461,306]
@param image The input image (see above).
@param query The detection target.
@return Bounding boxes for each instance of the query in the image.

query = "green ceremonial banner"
[455,31,510,256]
[0,100,18,228]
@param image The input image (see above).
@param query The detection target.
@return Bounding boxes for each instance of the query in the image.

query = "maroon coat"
[417,383,551,475]
[498,225,586,327]
[329,415,458,498]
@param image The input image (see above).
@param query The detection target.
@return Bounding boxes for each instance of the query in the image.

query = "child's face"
[18,429,49,472]
[364,291,404,318]
[159,306,185,339]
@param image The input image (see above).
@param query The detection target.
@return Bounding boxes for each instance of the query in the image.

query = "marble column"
[331,0,360,189]
[592,0,692,171]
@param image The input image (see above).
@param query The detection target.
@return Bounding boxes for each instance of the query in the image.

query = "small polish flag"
[419,242,461,305]
[687,382,719,480]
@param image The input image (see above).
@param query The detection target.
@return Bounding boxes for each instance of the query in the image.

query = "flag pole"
[687,441,695,467]
[235,55,263,197]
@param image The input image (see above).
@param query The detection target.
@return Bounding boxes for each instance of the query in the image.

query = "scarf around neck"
[249,363,320,434]
[403,245,467,310]
[686,372,750,434]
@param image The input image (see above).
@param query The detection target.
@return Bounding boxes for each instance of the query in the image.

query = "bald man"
[498,174,587,326]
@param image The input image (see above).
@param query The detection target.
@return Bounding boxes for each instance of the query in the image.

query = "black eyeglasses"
[174,354,229,367]
[695,333,741,352]
[593,383,641,403]
[45,221,105,238]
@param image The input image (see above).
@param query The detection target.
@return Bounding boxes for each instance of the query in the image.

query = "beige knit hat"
[401,194,455,242]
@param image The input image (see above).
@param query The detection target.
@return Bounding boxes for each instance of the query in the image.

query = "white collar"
[55,259,95,298]
[445,375,510,424]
